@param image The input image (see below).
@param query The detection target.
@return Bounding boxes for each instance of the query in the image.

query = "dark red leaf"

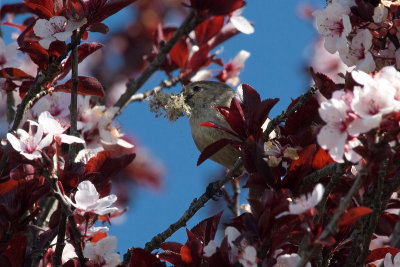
[195,16,225,45]
[19,80,34,98]
[54,76,105,97]
[290,144,316,171]
[250,98,279,136]
[189,0,245,16]
[23,0,55,18]
[190,211,222,244]
[170,39,188,69]
[187,44,211,72]
[1,4,30,20]
[180,245,192,263]
[197,138,232,166]
[88,22,109,34]
[200,121,240,138]
[312,148,335,170]
[0,68,34,81]
[59,43,104,80]
[338,207,373,227]
[310,67,338,99]
[365,247,400,264]
[129,248,164,267]
[238,83,261,118]
[92,0,137,24]
[0,233,27,267]
[215,98,246,137]
[160,242,183,254]
[19,42,49,70]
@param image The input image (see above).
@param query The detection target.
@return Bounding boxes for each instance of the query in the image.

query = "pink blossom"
[313,2,352,53]
[339,29,376,73]
[33,16,87,49]
[66,180,119,216]
[203,240,219,257]
[276,184,324,218]
[7,123,53,160]
[275,253,310,267]
[348,70,399,135]
[35,111,85,145]
[238,246,257,267]
[384,252,400,267]
[217,50,250,86]
[83,236,120,267]
[230,9,254,35]
[0,38,20,68]
[317,91,351,163]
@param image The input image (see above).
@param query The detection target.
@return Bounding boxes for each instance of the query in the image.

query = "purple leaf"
[197,138,232,166]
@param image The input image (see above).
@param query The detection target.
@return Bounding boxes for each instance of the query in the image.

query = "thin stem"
[68,31,79,161]
[113,11,199,116]
[128,76,181,103]
[297,167,367,267]
[122,158,243,265]
[52,212,68,267]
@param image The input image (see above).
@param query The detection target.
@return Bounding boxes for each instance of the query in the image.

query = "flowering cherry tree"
[3,0,400,266]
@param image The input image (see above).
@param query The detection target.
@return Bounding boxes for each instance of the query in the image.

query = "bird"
[182,81,242,170]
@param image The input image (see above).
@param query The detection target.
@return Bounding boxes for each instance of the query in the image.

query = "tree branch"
[68,31,80,161]
[113,10,199,116]
[122,158,243,265]
[52,212,68,267]
[264,85,317,139]
[297,166,367,267]
[128,76,181,103]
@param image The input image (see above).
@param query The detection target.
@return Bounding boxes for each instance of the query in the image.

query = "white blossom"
[84,236,120,267]
[275,253,310,267]
[33,16,87,49]
[66,180,119,216]
[384,252,400,267]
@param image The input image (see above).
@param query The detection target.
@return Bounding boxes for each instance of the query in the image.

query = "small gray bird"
[182,81,241,170]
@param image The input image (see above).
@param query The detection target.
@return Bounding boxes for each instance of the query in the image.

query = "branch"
[43,170,86,267]
[52,212,68,267]
[68,31,80,161]
[122,158,243,265]
[313,163,346,224]
[113,10,199,116]
[264,85,317,139]
[297,166,367,267]
[128,76,181,103]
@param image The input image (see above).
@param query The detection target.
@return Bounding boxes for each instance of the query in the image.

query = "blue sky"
[1,0,322,257]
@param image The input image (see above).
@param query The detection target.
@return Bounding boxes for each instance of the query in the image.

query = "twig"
[297,166,367,267]
[303,163,338,187]
[128,76,181,103]
[230,178,240,216]
[6,92,15,125]
[122,158,243,265]
[43,170,86,267]
[313,164,346,224]
[113,11,200,116]
[30,227,59,267]
[68,31,79,161]
[345,160,388,267]
[264,85,317,139]
[52,212,68,267]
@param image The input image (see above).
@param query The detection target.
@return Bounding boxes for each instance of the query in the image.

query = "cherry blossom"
[348,69,400,135]
[219,50,250,86]
[373,4,388,23]
[35,111,85,145]
[66,180,119,216]
[0,38,20,68]
[275,253,310,267]
[33,16,87,49]
[230,9,254,35]
[276,184,324,218]
[338,29,376,73]
[313,1,352,54]
[83,236,120,267]
[7,123,53,160]
[383,252,400,267]
[317,90,352,163]
[238,246,257,267]
[203,240,219,257]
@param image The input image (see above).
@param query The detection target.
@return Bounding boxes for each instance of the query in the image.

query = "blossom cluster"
[314,0,400,73]
[317,66,400,163]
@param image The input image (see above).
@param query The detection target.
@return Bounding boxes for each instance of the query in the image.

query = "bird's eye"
[193,86,201,92]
